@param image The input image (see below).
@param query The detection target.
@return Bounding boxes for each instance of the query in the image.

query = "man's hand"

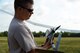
[41,29,55,49]
[41,37,54,50]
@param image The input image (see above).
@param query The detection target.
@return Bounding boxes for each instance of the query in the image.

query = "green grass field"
[0,37,80,53]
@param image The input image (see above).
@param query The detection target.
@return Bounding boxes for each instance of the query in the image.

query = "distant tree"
[0,31,80,37]
[32,31,38,37]
[32,31,45,37]
[0,31,8,37]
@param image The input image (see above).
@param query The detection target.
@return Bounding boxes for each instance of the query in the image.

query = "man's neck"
[14,14,24,21]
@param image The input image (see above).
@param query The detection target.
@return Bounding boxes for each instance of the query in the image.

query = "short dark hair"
[14,0,33,10]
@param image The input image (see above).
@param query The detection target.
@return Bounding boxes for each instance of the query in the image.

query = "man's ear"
[16,7,23,13]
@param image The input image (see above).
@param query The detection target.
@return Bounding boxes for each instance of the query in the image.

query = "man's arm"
[28,40,52,53]
[28,48,54,53]
[28,49,35,53]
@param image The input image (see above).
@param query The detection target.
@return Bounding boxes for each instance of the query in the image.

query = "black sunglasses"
[19,5,33,13]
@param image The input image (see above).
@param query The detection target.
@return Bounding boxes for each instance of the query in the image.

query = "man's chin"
[25,18,30,20]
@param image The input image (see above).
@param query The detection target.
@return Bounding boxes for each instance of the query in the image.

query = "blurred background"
[0,0,80,32]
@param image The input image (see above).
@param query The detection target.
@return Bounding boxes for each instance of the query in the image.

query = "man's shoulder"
[11,18,24,26]
[9,18,25,31]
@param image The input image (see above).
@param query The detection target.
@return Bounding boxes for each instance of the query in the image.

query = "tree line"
[0,31,80,37]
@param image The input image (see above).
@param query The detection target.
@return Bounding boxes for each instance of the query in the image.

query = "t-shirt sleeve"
[14,26,36,52]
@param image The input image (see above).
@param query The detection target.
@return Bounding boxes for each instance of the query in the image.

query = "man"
[8,0,51,53]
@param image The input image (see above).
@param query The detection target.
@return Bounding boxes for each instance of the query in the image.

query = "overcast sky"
[0,0,80,32]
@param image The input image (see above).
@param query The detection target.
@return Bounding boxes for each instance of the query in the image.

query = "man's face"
[19,3,33,20]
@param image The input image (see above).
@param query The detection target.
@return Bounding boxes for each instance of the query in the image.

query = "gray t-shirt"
[8,17,36,53]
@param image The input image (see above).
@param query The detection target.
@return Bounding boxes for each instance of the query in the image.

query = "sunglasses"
[19,5,33,13]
